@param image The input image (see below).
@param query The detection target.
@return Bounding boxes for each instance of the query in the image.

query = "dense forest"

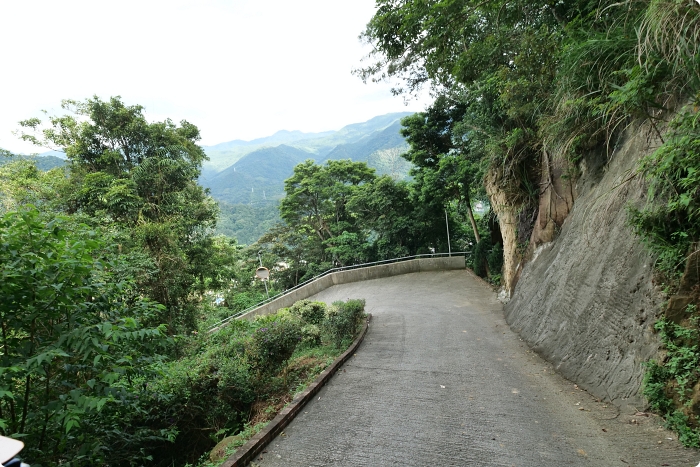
[0,94,483,465]
[1,0,700,464]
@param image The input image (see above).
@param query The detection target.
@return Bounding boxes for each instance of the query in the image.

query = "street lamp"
[256,251,270,299]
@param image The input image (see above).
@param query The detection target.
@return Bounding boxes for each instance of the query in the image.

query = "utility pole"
[445,209,452,257]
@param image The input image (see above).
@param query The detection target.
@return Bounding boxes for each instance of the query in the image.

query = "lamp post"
[256,251,269,299]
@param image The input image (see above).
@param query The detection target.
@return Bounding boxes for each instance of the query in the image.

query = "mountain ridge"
[200,112,416,244]
[202,111,413,171]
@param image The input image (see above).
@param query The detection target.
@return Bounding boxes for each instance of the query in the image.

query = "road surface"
[252,270,696,467]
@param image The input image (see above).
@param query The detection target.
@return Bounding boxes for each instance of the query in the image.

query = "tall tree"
[348,176,419,258]
[400,96,484,243]
[18,96,219,331]
[280,159,376,243]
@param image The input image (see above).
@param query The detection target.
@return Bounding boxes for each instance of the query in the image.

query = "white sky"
[0,0,430,154]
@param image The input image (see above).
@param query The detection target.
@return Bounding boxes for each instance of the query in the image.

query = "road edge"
[220,314,373,467]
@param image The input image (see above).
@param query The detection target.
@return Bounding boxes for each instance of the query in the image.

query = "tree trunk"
[466,203,481,244]
[462,191,481,244]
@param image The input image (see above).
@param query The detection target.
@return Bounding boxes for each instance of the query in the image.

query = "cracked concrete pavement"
[251,270,697,467]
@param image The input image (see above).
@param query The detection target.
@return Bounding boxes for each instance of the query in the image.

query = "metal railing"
[207,251,470,332]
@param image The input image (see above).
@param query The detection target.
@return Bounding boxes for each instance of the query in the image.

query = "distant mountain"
[205,129,335,151]
[322,113,413,145]
[202,112,414,171]
[37,150,67,159]
[281,112,414,157]
[320,121,406,163]
[0,154,66,171]
[201,145,315,205]
[203,130,335,170]
[200,112,416,244]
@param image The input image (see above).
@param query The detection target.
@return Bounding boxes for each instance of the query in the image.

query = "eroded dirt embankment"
[504,124,664,409]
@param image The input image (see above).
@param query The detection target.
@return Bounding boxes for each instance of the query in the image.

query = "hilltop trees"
[259,156,477,289]
[280,159,376,245]
[264,160,378,284]
[400,96,485,242]
[18,96,221,331]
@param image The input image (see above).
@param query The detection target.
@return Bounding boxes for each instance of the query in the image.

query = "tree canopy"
[18,96,221,331]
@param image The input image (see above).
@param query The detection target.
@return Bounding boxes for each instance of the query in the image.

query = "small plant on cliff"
[644,308,700,447]
[629,106,700,282]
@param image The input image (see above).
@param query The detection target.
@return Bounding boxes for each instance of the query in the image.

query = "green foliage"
[487,242,504,281]
[224,290,266,315]
[323,300,366,348]
[246,318,303,375]
[139,299,363,466]
[357,0,700,289]
[0,206,172,465]
[0,156,72,213]
[143,321,256,465]
[630,107,700,277]
[216,201,280,245]
[300,324,322,347]
[288,300,327,326]
[644,312,700,447]
[259,160,375,289]
[17,96,222,333]
[280,159,376,245]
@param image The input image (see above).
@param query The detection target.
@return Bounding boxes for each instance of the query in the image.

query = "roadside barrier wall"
[237,256,465,321]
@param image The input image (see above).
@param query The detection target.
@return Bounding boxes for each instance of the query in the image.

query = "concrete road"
[252,270,696,467]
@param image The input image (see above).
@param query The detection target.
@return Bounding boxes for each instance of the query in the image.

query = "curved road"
[252,270,696,467]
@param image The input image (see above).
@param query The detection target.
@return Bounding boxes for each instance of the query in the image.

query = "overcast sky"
[0,0,430,154]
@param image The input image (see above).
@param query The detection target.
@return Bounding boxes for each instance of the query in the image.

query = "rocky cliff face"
[503,123,664,408]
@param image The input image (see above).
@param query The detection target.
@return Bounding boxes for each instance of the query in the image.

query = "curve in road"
[251,270,696,467]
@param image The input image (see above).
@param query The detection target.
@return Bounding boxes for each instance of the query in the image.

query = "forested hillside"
[0,150,65,170]
[200,112,414,245]
[203,145,314,204]
[2,0,699,464]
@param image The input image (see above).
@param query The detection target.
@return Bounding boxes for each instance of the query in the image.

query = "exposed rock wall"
[504,124,664,408]
[512,150,577,290]
[487,150,577,298]
[485,169,521,297]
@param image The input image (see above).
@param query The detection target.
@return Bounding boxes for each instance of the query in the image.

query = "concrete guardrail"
[235,255,465,321]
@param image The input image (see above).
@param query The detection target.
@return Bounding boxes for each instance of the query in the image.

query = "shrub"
[246,318,302,374]
[289,299,327,325]
[643,313,700,447]
[323,299,366,348]
[300,324,322,347]
[487,242,503,278]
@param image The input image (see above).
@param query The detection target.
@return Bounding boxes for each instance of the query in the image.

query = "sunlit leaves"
[0,205,171,464]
